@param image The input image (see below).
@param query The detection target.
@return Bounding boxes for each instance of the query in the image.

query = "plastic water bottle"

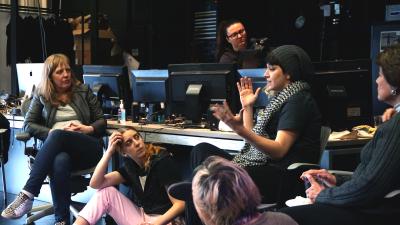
[118,100,126,122]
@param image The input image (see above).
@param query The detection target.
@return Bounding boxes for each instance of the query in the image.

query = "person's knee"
[48,129,65,140]
[53,152,71,174]
[192,142,213,152]
[93,186,120,202]
[97,186,118,196]
[191,143,215,160]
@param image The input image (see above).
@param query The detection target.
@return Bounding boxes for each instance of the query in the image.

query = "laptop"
[16,63,44,98]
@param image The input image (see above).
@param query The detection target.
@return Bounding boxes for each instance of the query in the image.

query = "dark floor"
[0,192,107,225]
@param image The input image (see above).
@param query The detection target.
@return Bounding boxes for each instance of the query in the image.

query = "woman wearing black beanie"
[183,45,322,225]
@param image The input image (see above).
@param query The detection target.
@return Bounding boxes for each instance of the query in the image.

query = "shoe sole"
[1,211,25,219]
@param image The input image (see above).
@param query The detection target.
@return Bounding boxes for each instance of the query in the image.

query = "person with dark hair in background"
[73,127,185,225]
[216,19,266,68]
[169,156,298,225]
[1,54,106,225]
[183,45,321,224]
[280,43,400,225]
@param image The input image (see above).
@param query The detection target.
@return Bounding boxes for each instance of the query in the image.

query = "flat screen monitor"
[312,60,372,131]
[82,65,132,115]
[167,63,239,123]
[16,63,44,98]
[237,68,268,108]
[131,69,168,103]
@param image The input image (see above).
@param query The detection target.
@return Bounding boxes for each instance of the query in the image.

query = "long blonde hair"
[118,128,166,170]
[36,53,79,106]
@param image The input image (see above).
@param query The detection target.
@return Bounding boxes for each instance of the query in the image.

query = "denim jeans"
[23,130,103,223]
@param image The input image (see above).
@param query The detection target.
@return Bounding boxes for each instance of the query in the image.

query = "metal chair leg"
[0,157,6,206]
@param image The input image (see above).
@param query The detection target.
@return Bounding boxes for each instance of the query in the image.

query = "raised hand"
[382,108,396,122]
[210,101,243,131]
[237,77,261,108]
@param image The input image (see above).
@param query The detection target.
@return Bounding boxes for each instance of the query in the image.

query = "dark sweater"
[316,113,400,208]
[219,48,264,69]
[251,212,298,225]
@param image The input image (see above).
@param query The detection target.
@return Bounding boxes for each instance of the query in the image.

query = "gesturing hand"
[210,101,243,131]
[301,169,337,187]
[303,174,325,203]
[237,77,261,108]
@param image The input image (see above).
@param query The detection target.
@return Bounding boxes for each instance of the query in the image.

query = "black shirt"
[219,48,264,69]
[117,151,181,214]
[267,90,322,167]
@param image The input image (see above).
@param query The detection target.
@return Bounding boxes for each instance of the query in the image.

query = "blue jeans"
[23,130,103,223]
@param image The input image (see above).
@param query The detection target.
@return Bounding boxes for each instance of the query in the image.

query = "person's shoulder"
[151,151,180,176]
[262,212,299,225]
[219,49,237,63]
[285,90,317,107]
[71,82,89,92]
[380,112,400,132]
[151,151,175,168]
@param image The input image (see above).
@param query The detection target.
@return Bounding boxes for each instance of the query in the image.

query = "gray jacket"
[24,83,106,141]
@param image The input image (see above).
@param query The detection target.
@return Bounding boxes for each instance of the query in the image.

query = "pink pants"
[78,186,170,225]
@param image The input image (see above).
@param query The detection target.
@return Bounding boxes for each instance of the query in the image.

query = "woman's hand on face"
[382,108,396,122]
[237,77,261,108]
[63,122,94,134]
[211,101,243,131]
[107,131,123,154]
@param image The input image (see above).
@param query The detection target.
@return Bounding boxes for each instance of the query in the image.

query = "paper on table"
[329,131,351,140]
[285,196,312,207]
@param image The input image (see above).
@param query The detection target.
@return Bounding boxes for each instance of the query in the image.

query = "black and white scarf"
[232,81,310,167]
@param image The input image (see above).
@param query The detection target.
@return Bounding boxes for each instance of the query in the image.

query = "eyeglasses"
[227,29,246,40]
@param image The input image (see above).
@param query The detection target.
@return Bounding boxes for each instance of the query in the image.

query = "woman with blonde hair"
[73,127,185,225]
[2,54,106,225]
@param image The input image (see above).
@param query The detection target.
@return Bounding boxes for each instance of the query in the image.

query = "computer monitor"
[312,60,372,131]
[16,63,44,98]
[167,63,240,123]
[237,68,268,108]
[82,65,132,115]
[131,69,168,103]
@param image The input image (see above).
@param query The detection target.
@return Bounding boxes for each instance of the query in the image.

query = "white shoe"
[1,192,33,219]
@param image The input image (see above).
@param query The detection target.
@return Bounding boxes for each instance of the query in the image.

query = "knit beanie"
[267,45,314,83]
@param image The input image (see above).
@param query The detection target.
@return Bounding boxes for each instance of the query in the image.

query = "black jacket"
[118,150,181,215]
[23,83,106,141]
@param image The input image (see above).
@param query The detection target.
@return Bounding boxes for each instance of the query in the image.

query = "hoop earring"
[391,89,398,96]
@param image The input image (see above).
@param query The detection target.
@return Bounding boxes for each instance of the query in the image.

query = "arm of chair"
[328,170,354,176]
[287,163,320,170]
[15,132,38,157]
[257,203,278,212]
[15,132,32,142]
[385,190,400,198]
